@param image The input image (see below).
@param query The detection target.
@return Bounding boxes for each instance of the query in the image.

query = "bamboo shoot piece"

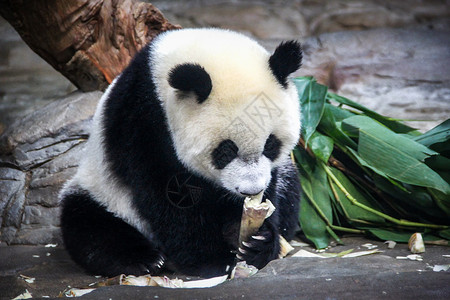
[238,192,275,246]
[233,192,296,278]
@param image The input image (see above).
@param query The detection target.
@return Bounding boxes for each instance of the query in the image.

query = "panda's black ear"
[269,41,302,88]
[168,63,212,104]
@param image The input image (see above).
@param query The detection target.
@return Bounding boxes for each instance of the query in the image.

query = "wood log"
[0,0,181,91]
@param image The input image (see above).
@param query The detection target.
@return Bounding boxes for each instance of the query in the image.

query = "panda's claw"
[242,241,251,248]
[238,247,247,254]
[252,235,266,241]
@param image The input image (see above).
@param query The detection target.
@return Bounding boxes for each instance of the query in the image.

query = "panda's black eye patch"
[212,139,239,169]
[263,134,282,161]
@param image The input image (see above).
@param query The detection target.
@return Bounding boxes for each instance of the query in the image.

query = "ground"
[1,236,449,299]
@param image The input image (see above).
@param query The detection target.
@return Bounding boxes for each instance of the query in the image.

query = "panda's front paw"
[118,253,166,276]
[237,224,280,270]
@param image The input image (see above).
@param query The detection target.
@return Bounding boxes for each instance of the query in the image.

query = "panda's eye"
[212,139,239,169]
[263,134,282,161]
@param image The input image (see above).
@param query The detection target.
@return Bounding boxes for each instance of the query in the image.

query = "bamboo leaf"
[328,92,419,135]
[294,77,328,144]
[413,119,450,148]
[366,228,445,243]
[296,146,333,249]
[366,228,416,242]
[325,103,356,122]
[308,131,334,163]
[428,188,450,217]
[299,176,330,249]
[342,115,450,194]
[318,104,357,149]
[329,168,385,223]
[439,228,450,240]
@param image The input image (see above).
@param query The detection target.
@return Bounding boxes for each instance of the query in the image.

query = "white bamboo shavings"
[12,290,32,300]
[65,288,96,297]
[19,274,35,284]
[384,241,396,249]
[432,265,450,272]
[396,254,423,261]
[230,261,259,279]
[291,249,327,258]
[119,274,228,289]
[289,240,309,247]
[292,248,381,258]
[361,243,378,250]
[341,249,382,258]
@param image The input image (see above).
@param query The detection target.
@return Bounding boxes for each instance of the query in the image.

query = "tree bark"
[0,0,181,91]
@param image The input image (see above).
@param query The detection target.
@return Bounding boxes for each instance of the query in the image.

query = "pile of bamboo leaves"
[293,76,450,249]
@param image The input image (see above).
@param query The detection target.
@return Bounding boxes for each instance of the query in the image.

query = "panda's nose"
[239,189,264,197]
[236,185,264,197]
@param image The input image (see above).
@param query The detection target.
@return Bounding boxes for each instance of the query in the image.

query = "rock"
[158,2,308,40]
[0,17,77,132]
[0,91,101,245]
[297,28,450,131]
[153,0,450,37]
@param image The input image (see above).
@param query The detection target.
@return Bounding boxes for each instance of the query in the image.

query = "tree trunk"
[0,0,180,91]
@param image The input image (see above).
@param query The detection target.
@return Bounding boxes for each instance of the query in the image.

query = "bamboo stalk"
[323,163,449,230]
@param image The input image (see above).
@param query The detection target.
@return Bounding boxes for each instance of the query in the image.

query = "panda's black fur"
[60,29,302,278]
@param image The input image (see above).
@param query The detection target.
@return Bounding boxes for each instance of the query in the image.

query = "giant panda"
[60,28,302,278]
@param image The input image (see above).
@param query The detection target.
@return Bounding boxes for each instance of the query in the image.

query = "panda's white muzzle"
[220,156,272,196]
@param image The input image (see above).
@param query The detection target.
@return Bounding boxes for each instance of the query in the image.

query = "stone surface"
[0,237,449,299]
[0,17,76,133]
[0,91,101,245]
[153,0,450,38]
[297,28,450,131]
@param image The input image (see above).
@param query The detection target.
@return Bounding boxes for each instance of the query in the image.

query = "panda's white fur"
[61,77,152,238]
[151,28,301,195]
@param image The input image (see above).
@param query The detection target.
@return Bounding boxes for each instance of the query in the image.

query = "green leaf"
[308,131,334,163]
[428,188,450,217]
[318,104,357,149]
[296,148,333,249]
[366,228,414,242]
[293,146,315,176]
[342,115,450,194]
[328,92,419,134]
[413,119,450,148]
[347,147,409,192]
[366,228,447,242]
[299,177,330,249]
[293,77,328,144]
[372,176,449,223]
[324,103,356,122]
[438,228,450,240]
[329,168,385,223]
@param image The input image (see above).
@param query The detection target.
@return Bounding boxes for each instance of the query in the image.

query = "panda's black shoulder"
[108,43,154,101]
[101,40,179,191]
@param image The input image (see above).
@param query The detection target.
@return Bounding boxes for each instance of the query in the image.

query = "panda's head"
[151,29,302,196]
